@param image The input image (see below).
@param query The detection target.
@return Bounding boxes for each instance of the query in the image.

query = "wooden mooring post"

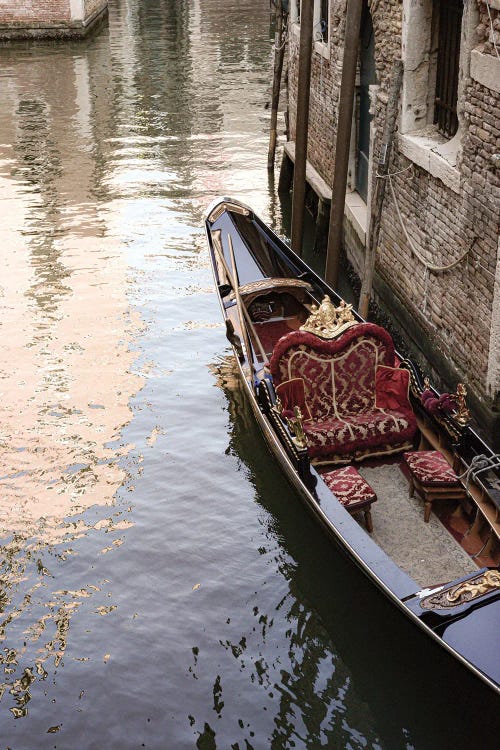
[290,0,314,255]
[268,0,286,170]
[358,59,403,320]
[324,0,363,288]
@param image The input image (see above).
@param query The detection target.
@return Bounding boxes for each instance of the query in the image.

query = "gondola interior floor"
[357,463,478,587]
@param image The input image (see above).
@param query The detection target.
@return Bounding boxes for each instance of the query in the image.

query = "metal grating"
[320,0,329,41]
[434,0,463,138]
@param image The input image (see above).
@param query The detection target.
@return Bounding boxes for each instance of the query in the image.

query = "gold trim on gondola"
[230,277,314,300]
[208,201,250,223]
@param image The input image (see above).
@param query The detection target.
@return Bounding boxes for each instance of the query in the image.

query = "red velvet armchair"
[269,323,417,464]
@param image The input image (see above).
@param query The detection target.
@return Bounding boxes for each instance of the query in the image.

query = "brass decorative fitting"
[454,383,471,425]
[286,406,308,450]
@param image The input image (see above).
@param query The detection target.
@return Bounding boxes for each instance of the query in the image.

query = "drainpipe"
[324,0,363,288]
[358,59,403,319]
[290,0,314,255]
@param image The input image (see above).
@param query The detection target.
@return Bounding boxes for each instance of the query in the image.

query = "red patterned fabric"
[275,378,312,421]
[255,319,296,354]
[269,324,417,459]
[320,465,377,509]
[403,451,460,486]
[270,324,395,410]
[305,412,416,458]
[375,366,411,411]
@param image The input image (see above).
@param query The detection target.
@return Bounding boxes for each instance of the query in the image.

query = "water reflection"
[0,0,276,734]
[0,5,143,726]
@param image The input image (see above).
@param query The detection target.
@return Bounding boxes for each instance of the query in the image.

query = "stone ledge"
[345,191,367,246]
[399,130,461,193]
[283,140,332,202]
[313,38,330,60]
[0,5,108,40]
[470,49,500,94]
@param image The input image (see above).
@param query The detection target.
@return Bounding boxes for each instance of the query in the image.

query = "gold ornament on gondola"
[300,295,357,339]
[420,570,500,610]
[286,406,308,450]
[454,383,471,425]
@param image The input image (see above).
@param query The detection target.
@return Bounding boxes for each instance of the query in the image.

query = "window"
[400,0,480,190]
[314,0,329,42]
[320,0,329,42]
[290,0,300,25]
[433,0,463,138]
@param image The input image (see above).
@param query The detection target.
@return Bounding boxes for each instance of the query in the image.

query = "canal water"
[0,1,497,748]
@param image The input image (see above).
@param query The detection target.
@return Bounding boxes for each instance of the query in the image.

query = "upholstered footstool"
[320,465,377,532]
[403,450,467,522]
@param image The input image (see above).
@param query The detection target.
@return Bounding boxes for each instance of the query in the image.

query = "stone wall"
[286,0,500,443]
[0,0,108,38]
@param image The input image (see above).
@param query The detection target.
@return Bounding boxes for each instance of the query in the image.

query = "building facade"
[285,0,500,444]
[0,0,108,39]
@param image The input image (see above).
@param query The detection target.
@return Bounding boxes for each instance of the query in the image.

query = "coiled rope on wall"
[376,163,476,273]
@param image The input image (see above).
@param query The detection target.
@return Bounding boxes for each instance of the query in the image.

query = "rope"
[379,164,499,281]
[474,259,500,282]
[457,453,500,494]
[486,2,500,61]
[272,24,288,52]
[387,172,475,272]
[375,162,414,179]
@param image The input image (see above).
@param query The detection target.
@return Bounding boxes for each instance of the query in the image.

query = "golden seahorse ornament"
[447,570,500,604]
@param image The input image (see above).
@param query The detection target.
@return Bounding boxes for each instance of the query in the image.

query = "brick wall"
[287,0,500,436]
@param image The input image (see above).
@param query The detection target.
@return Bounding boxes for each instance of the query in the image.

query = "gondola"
[204,197,500,694]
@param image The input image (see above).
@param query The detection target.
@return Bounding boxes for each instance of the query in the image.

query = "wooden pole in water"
[290,0,314,255]
[358,59,403,319]
[324,0,363,288]
[268,0,285,170]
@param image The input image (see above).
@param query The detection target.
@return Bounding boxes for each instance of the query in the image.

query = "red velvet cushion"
[275,377,312,421]
[403,450,460,486]
[304,409,417,457]
[375,365,412,411]
[320,465,377,509]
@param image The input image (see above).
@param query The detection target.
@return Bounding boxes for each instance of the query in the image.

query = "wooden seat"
[320,465,377,532]
[403,450,467,522]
